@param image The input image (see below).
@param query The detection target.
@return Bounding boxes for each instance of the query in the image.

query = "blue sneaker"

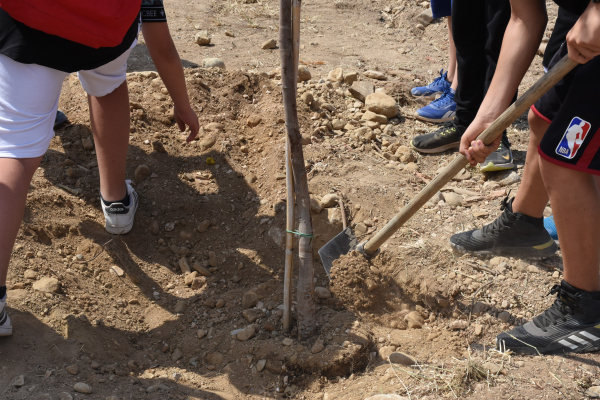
[54,110,68,128]
[415,87,456,123]
[544,215,559,245]
[411,70,451,97]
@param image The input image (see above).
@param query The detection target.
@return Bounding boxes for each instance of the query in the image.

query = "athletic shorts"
[532,44,600,176]
[0,44,134,159]
[431,0,452,19]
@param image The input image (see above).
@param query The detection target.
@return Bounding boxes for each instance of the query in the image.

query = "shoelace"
[480,195,514,236]
[426,69,447,89]
[430,88,454,108]
[532,285,577,331]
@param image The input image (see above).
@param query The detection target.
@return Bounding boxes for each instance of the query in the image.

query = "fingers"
[186,119,200,143]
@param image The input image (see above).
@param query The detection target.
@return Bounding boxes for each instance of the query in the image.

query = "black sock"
[0,286,6,299]
[102,193,130,207]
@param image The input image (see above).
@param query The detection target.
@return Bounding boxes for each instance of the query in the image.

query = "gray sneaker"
[0,294,12,337]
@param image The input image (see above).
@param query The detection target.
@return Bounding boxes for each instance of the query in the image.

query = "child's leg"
[0,157,43,286]
[540,159,600,291]
[88,80,130,202]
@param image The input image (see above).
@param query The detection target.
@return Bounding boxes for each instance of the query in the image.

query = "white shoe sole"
[105,198,138,235]
[0,314,12,337]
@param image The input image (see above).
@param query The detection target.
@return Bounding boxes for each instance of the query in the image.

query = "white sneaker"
[0,294,12,337]
[101,180,139,234]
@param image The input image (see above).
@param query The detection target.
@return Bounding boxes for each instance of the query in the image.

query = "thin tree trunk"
[283,138,294,332]
[279,0,315,339]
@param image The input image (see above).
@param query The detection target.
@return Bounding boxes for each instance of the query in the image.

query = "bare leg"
[0,157,43,286]
[540,158,600,292]
[447,16,458,91]
[511,110,552,217]
[88,81,130,202]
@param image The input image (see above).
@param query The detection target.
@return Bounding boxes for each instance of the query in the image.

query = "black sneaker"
[497,281,600,355]
[410,118,466,154]
[480,134,514,172]
[449,196,557,258]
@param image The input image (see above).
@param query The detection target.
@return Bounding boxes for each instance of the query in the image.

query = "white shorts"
[0,46,134,158]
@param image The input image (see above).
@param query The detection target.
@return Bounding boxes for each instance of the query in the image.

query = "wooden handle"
[363,55,578,253]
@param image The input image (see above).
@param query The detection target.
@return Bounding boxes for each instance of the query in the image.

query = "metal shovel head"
[319,226,357,277]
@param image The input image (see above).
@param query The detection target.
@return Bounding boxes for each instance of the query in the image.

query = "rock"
[315,287,331,299]
[199,135,217,151]
[33,277,60,294]
[202,58,225,69]
[171,348,183,362]
[404,311,424,329]
[527,264,541,273]
[537,43,547,56]
[197,219,212,232]
[378,346,396,359]
[348,81,375,102]
[237,325,256,341]
[298,65,311,82]
[472,302,487,315]
[58,393,73,400]
[24,269,37,280]
[247,114,262,127]
[73,382,92,394]
[301,135,312,145]
[152,141,167,153]
[261,39,277,49]
[178,257,191,274]
[552,270,560,278]
[109,265,125,277]
[204,122,224,132]
[415,9,433,26]
[311,339,325,354]
[355,222,368,235]
[585,386,600,398]
[449,320,468,330]
[389,352,416,366]
[194,31,211,45]
[332,119,346,130]
[321,193,341,208]
[184,272,198,286]
[310,197,323,214]
[82,138,94,151]
[148,219,159,235]
[242,291,259,308]
[66,364,79,375]
[174,300,187,314]
[242,309,260,323]
[192,261,211,276]
[208,251,218,267]
[206,352,224,365]
[498,311,511,323]
[363,70,387,80]
[443,192,463,207]
[254,359,266,372]
[344,71,358,85]
[197,329,207,339]
[361,111,387,124]
[301,92,314,105]
[327,68,343,82]
[283,338,294,346]
[474,324,483,336]
[365,92,398,118]
[498,171,521,186]
[192,277,205,290]
[12,375,24,387]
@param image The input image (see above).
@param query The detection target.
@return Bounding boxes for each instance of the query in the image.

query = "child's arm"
[142,22,199,142]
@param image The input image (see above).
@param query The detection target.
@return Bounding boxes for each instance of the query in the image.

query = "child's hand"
[174,105,199,142]
[459,118,498,166]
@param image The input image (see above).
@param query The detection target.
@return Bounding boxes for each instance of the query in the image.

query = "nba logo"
[555,117,591,159]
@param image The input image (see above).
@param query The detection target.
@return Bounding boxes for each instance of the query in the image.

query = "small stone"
[365,92,398,118]
[474,324,484,336]
[378,346,396,359]
[320,193,341,208]
[261,39,277,49]
[404,311,424,329]
[206,352,224,365]
[208,251,218,267]
[192,261,212,276]
[315,287,331,299]
[202,58,225,69]
[152,141,167,153]
[199,135,217,151]
[301,92,314,105]
[310,197,323,213]
[184,272,198,286]
[327,68,343,82]
[552,270,560,278]
[66,364,79,375]
[134,165,151,182]
[257,359,267,372]
[194,31,211,46]
[344,71,358,85]
[443,192,463,207]
[515,360,525,368]
[197,329,207,339]
[12,375,24,387]
[247,115,262,127]
[363,70,387,80]
[242,290,259,308]
[178,257,192,274]
[283,338,294,346]
[82,138,94,151]
[449,320,468,330]
[527,264,540,273]
[171,348,183,362]
[415,9,433,26]
[242,309,260,323]
[237,326,256,341]
[498,311,511,323]
[58,393,73,400]
[191,277,206,289]
[355,222,368,235]
[109,265,124,277]
[33,277,60,293]
[361,111,387,124]
[197,219,212,233]
[24,269,37,280]
[174,300,186,314]
[348,81,375,102]
[389,352,416,366]
[298,65,311,82]
[149,220,159,235]
[73,382,92,394]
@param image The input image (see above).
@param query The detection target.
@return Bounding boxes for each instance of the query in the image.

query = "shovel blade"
[319,227,357,276]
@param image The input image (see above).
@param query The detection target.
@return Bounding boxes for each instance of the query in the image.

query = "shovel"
[319,55,578,276]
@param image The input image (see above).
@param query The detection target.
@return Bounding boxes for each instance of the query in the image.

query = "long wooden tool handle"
[364,55,578,254]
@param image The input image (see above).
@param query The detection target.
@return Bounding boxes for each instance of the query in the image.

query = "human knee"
[528,109,550,147]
